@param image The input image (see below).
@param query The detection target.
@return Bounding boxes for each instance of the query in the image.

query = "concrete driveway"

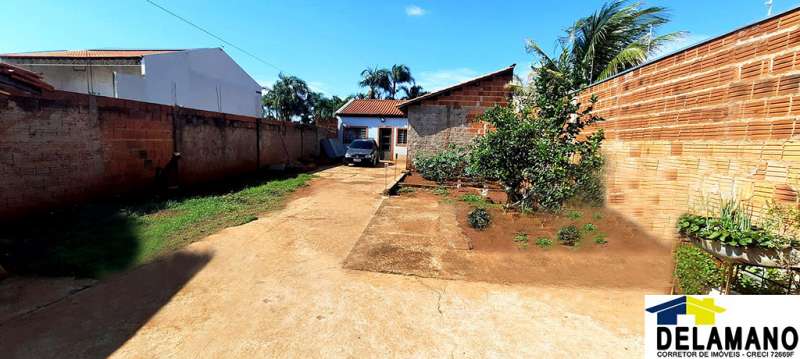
[1,165,656,358]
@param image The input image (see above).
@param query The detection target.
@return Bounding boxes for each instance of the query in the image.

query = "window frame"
[395,128,408,146]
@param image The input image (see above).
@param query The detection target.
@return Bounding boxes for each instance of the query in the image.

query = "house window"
[396,129,408,145]
[343,127,368,144]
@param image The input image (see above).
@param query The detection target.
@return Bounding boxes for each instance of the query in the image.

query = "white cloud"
[416,68,479,92]
[405,5,426,16]
[650,33,711,59]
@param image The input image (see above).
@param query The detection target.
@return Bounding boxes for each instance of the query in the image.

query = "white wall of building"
[7,63,140,96]
[117,48,262,117]
[337,115,408,159]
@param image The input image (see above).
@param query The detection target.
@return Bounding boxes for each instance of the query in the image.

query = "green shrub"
[398,187,416,194]
[557,225,581,246]
[674,245,723,295]
[467,208,491,230]
[582,223,597,232]
[412,145,470,183]
[593,233,608,245]
[535,236,553,248]
[513,232,529,249]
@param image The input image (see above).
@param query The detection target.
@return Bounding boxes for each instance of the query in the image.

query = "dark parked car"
[344,139,379,166]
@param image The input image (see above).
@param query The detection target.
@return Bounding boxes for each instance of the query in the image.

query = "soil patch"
[345,188,674,290]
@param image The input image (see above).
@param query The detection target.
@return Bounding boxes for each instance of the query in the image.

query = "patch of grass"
[513,232,529,249]
[432,187,450,196]
[565,210,583,221]
[0,172,315,278]
[535,236,553,249]
[459,193,497,209]
[582,223,597,232]
[398,186,416,194]
[592,212,603,220]
[593,232,608,245]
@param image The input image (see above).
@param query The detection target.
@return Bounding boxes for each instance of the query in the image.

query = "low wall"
[0,90,323,219]
[580,9,800,242]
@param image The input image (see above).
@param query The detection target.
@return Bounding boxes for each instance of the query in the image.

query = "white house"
[335,99,408,162]
[0,48,262,117]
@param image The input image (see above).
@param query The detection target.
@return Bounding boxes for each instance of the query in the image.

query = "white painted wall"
[337,115,408,159]
[6,63,139,96]
[117,48,262,117]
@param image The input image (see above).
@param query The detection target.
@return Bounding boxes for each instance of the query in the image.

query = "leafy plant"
[412,145,470,184]
[513,232,529,249]
[432,187,449,196]
[593,232,608,245]
[467,103,604,212]
[535,236,553,248]
[582,223,597,232]
[467,208,491,230]
[674,244,723,295]
[592,212,603,220]
[460,193,495,208]
[677,213,790,249]
[557,225,581,246]
[566,210,583,221]
[398,187,416,194]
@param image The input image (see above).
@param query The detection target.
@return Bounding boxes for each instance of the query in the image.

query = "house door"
[378,128,392,161]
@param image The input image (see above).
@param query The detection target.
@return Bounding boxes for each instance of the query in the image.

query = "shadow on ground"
[0,250,211,359]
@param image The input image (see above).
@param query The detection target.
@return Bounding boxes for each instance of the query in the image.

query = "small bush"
[557,225,581,246]
[412,145,470,184]
[593,233,608,245]
[582,223,597,232]
[535,236,553,248]
[674,245,723,295]
[468,208,491,230]
[513,232,529,249]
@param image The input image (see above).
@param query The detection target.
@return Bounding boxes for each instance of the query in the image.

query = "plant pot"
[688,237,800,269]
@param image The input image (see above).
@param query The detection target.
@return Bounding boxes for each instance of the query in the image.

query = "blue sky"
[3,1,799,97]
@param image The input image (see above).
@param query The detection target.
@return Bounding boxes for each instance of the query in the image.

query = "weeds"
[432,187,450,196]
[593,232,608,245]
[566,210,583,221]
[513,232,529,249]
[535,236,553,248]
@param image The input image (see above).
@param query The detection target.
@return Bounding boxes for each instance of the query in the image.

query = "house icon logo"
[645,296,726,325]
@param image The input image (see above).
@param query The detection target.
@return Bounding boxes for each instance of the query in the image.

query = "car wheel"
[373,157,378,167]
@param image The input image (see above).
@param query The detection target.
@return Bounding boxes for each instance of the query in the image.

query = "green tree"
[263,74,312,122]
[359,67,391,99]
[388,64,414,99]
[400,84,428,100]
[527,0,683,86]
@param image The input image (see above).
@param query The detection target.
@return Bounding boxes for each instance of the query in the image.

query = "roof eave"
[398,64,516,109]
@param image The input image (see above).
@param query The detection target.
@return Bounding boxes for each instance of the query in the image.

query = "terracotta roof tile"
[336,99,405,117]
[0,63,54,95]
[0,49,182,59]
[398,65,515,108]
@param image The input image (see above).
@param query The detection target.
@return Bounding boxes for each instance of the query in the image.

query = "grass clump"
[535,236,553,249]
[557,225,581,246]
[593,232,608,245]
[0,172,314,278]
[582,223,597,232]
[432,187,450,196]
[467,208,491,230]
[565,210,583,221]
[398,186,416,194]
[513,232,529,249]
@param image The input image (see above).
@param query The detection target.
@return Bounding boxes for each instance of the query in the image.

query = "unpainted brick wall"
[0,90,322,219]
[580,9,800,242]
[405,73,512,166]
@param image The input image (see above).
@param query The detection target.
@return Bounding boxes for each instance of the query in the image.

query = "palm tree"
[388,64,414,99]
[263,73,312,121]
[527,0,683,86]
[400,84,428,100]
[359,67,391,99]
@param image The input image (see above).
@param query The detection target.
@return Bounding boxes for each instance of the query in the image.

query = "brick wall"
[405,70,513,166]
[0,90,322,219]
[580,9,800,243]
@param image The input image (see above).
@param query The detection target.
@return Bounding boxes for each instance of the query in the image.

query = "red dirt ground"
[345,186,675,291]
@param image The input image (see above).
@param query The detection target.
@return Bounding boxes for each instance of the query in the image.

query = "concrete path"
[1,165,657,358]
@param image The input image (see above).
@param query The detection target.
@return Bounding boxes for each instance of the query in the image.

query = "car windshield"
[349,140,374,149]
